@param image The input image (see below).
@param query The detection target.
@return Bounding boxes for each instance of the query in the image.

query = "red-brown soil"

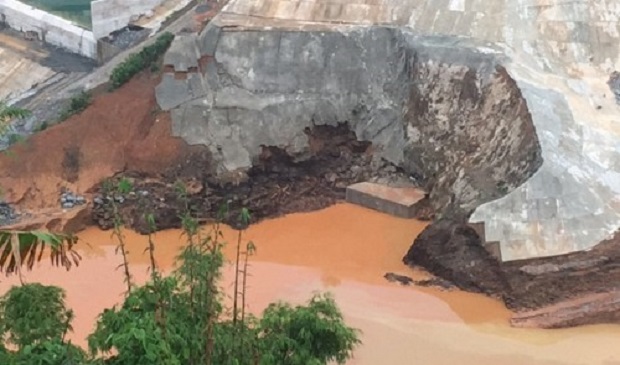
[0,72,207,216]
[1,72,410,232]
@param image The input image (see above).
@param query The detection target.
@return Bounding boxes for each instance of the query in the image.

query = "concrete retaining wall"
[91,0,164,39]
[157,0,620,261]
[0,0,96,59]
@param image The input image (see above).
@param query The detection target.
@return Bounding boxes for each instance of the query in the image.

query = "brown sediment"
[404,220,620,328]
[90,122,414,233]
[1,204,620,365]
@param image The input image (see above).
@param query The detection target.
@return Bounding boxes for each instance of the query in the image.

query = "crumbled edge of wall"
[91,0,165,39]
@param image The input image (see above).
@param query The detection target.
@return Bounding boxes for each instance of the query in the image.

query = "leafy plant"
[0,284,73,348]
[11,339,86,365]
[0,284,86,365]
[258,293,361,365]
[1,182,360,364]
[102,178,134,294]
[6,133,26,147]
[0,230,81,282]
[109,32,175,90]
[0,102,30,137]
[57,92,92,122]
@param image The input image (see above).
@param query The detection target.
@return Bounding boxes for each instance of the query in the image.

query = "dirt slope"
[0,72,206,212]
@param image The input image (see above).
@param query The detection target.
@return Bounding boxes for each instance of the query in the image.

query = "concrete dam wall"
[90,0,164,39]
[0,0,96,58]
[155,0,620,261]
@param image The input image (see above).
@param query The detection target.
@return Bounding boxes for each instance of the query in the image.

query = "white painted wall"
[0,0,96,58]
[91,0,165,39]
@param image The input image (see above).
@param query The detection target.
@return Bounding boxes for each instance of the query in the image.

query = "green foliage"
[109,32,175,90]
[0,102,30,122]
[0,102,30,138]
[88,210,360,365]
[102,178,134,294]
[57,92,92,122]
[88,277,183,365]
[34,121,49,132]
[11,339,86,365]
[6,134,25,147]
[0,183,360,364]
[258,294,361,365]
[0,230,80,277]
[0,284,73,348]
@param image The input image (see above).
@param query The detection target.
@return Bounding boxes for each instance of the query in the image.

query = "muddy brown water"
[1,203,619,364]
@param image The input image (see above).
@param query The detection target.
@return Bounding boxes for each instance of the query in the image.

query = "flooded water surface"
[2,203,619,364]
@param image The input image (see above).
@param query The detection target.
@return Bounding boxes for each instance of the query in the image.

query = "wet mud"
[91,123,423,232]
[1,205,619,365]
[404,219,620,328]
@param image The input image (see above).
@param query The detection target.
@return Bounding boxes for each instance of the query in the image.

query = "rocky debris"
[383,272,455,290]
[0,202,19,226]
[92,123,410,233]
[403,220,509,297]
[403,220,620,328]
[414,277,455,291]
[60,190,87,210]
[384,272,414,285]
[105,26,150,50]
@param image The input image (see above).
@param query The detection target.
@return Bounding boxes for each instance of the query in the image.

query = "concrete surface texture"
[157,27,543,220]
[0,0,96,58]
[91,0,161,39]
[156,0,620,260]
[0,32,55,102]
[130,0,194,34]
[346,182,426,218]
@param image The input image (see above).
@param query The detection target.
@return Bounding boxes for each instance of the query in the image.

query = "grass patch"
[57,91,92,122]
[109,32,175,90]
[6,133,25,147]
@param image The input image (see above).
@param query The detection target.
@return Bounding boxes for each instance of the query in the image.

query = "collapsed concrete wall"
[91,0,164,39]
[0,0,96,59]
[156,0,620,260]
[155,26,542,220]
[153,0,620,261]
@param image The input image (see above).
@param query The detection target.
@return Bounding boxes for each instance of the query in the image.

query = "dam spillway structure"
[155,0,620,262]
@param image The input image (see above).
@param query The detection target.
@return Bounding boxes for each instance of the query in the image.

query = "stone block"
[346,182,426,218]
[164,34,199,72]
[198,23,221,57]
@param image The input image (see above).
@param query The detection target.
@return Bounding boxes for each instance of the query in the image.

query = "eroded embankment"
[91,122,417,232]
[159,26,542,220]
[404,220,620,328]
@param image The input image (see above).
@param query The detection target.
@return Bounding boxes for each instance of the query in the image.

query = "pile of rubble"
[60,190,86,209]
[0,202,18,226]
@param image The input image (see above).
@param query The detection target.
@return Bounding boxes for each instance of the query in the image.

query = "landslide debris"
[92,123,416,232]
[404,220,620,328]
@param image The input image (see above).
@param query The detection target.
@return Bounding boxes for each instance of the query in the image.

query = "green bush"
[58,91,92,122]
[0,284,73,348]
[0,182,361,365]
[109,32,175,90]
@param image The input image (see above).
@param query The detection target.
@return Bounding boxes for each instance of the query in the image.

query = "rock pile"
[92,190,152,230]
[0,202,18,226]
[60,190,86,209]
